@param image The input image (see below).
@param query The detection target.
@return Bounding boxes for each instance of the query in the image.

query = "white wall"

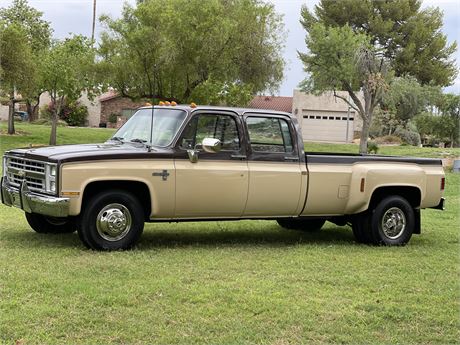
[292,89,363,133]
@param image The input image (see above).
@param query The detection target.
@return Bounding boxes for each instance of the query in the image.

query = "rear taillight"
[441,177,445,190]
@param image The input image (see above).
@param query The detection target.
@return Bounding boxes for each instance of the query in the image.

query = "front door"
[243,114,303,217]
[174,111,248,218]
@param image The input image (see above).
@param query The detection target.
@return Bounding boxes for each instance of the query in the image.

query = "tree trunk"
[26,97,40,122]
[49,108,57,145]
[359,117,370,154]
[8,94,15,135]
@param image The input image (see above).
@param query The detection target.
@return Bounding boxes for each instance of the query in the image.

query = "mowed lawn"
[1,122,459,344]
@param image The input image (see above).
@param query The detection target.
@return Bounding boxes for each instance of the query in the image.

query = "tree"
[438,93,460,147]
[302,0,457,86]
[0,0,52,122]
[380,76,442,131]
[98,0,285,104]
[299,0,457,153]
[40,35,96,145]
[299,24,390,153]
[0,22,35,134]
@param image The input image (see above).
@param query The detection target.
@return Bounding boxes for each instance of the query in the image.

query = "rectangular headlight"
[45,163,57,194]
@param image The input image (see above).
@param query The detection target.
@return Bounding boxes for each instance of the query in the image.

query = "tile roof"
[99,90,120,102]
[248,96,293,113]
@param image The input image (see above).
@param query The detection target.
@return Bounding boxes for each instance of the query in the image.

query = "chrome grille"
[6,157,46,193]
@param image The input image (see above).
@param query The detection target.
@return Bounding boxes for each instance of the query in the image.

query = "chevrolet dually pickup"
[1,105,445,250]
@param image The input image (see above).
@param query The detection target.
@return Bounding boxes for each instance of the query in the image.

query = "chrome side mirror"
[187,149,199,163]
[202,138,222,153]
[186,138,221,163]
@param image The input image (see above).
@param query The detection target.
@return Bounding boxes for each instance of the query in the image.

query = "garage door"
[301,110,354,143]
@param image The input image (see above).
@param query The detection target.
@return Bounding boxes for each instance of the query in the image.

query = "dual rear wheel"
[277,195,415,246]
[352,195,415,246]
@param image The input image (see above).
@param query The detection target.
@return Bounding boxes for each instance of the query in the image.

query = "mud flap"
[414,209,421,234]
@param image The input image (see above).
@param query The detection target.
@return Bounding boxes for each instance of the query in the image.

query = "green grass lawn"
[1,122,459,344]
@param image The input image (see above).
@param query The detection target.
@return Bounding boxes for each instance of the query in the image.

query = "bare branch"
[333,89,360,113]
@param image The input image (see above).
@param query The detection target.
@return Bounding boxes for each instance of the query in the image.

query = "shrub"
[374,135,403,145]
[39,101,88,126]
[108,113,119,124]
[394,127,421,146]
[367,141,379,154]
[60,102,88,126]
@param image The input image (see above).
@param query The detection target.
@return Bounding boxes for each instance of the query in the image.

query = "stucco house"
[292,90,363,143]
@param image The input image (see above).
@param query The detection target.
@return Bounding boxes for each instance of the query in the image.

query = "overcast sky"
[2,0,459,95]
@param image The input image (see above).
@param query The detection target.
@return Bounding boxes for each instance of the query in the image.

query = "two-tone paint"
[2,105,445,224]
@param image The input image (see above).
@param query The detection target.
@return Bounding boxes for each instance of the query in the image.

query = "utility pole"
[91,0,97,44]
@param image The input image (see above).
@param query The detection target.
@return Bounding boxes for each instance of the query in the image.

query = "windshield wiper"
[130,138,147,143]
[109,136,124,143]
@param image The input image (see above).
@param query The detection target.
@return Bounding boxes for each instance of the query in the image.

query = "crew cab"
[1,105,445,250]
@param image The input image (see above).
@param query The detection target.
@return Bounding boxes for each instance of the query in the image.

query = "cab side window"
[246,117,293,153]
[180,114,240,151]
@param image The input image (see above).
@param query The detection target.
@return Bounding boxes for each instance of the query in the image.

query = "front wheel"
[277,218,326,232]
[25,213,76,234]
[77,190,145,250]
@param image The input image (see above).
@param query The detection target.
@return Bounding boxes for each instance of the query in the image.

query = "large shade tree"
[98,0,285,105]
[299,0,457,153]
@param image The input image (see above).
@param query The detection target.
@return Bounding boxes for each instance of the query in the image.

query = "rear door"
[243,114,303,217]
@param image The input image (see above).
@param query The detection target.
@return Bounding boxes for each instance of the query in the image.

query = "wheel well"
[370,186,421,209]
[82,180,151,221]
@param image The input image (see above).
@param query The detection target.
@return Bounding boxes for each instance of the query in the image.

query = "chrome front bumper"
[1,177,69,217]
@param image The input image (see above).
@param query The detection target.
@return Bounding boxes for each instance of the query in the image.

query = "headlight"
[45,163,57,194]
[50,181,56,193]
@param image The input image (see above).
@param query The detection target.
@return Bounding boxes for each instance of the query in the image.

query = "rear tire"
[369,196,414,246]
[25,213,76,234]
[77,190,144,250]
[351,212,373,244]
[277,218,326,232]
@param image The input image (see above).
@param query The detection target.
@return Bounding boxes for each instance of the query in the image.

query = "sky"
[2,0,459,95]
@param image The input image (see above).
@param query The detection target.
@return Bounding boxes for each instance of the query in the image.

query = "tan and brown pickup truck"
[2,105,445,250]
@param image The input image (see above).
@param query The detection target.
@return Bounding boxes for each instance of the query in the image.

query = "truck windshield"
[110,108,187,147]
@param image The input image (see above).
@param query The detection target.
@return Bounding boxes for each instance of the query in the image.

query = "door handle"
[284,156,299,161]
[231,154,247,160]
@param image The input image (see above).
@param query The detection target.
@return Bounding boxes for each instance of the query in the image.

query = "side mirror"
[186,138,222,163]
[187,149,199,163]
[202,138,222,153]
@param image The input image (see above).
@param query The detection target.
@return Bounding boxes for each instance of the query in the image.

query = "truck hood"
[5,143,174,163]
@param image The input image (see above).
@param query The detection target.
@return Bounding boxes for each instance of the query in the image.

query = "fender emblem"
[152,170,170,181]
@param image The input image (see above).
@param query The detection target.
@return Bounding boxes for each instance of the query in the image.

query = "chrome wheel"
[381,207,406,239]
[96,203,132,242]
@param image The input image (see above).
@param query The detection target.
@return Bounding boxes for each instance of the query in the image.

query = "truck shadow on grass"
[138,224,356,249]
[6,224,357,249]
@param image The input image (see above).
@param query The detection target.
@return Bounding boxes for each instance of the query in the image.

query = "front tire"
[277,218,326,232]
[25,213,76,234]
[77,190,144,250]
